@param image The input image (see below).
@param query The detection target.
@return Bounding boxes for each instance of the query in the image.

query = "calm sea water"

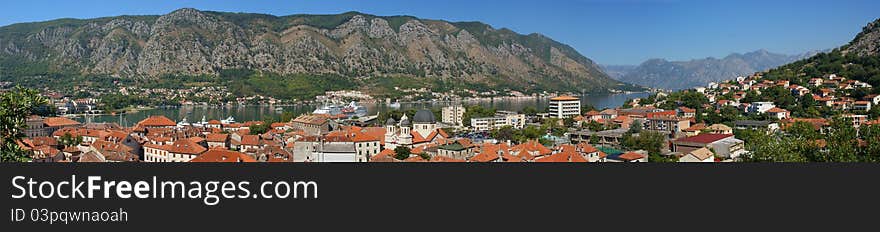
[76,92,651,126]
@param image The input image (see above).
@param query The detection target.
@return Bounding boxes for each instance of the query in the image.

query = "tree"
[786,121,819,140]
[418,152,431,161]
[249,123,271,135]
[490,126,515,142]
[1,86,49,162]
[58,133,83,147]
[628,120,643,134]
[589,134,599,144]
[621,130,665,156]
[586,121,604,132]
[394,146,412,160]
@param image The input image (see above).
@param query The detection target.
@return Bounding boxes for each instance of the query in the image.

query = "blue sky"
[1,0,878,65]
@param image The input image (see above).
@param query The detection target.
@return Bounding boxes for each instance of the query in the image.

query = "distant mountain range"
[0,8,639,94]
[603,49,826,90]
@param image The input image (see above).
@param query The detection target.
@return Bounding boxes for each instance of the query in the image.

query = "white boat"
[221,116,236,124]
[388,102,401,109]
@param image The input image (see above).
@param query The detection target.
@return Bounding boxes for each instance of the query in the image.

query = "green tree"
[58,133,83,147]
[249,123,271,135]
[418,152,431,161]
[1,86,49,162]
[621,130,665,156]
[394,146,412,160]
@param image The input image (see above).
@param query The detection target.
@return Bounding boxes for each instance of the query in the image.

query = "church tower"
[384,118,398,150]
[398,114,413,147]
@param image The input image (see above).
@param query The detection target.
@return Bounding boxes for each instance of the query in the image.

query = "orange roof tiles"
[205,133,229,142]
[618,152,645,161]
[137,115,177,127]
[166,139,207,155]
[767,107,788,113]
[240,135,261,146]
[550,96,579,101]
[43,117,81,127]
[190,149,256,162]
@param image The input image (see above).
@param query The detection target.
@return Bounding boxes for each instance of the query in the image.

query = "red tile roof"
[166,138,207,155]
[43,117,81,127]
[190,149,256,162]
[205,133,229,142]
[674,134,733,144]
[618,152,646,161]
[137,115,177,127]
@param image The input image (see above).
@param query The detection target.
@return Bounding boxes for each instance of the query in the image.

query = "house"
[683,123,706,137]
[205,133,229,148]
[25,115,47,138]
[677,107,696,118]
[734,120,779,132]
[599,109,618,120]
[143,138,207,162]
[42,117,81,137]
[678,147,715,162]
[326,127,383,162]
[90,140,139,162]
[584,110,602,121]
[672,134,733,154]
[291,114,332,136]
[853,101,872,111]
[766,107,790,120]
[134,115,177,136]
[706,124,733,135]
[672,134,745,159]
[644,116,690,138]
[510,140,553,161]
[612,115,634,129]
[548,96,581,119]
[747,102,776,114]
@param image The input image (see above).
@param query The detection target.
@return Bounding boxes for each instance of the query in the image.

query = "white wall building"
[747,102,776,114]
[471,113,526,132]
[442,105,466,127]
[549,96,581,119]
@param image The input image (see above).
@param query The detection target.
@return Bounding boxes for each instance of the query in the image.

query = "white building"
[747,102,776,114]
[549,96,581,119]
[471,112,526,132]
[442,105,466,127]
[143,139,207,162]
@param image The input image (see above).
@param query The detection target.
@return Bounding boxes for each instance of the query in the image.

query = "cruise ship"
[313,101,368,118]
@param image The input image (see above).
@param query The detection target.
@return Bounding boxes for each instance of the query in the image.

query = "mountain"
[601,65,637,80]
[842,18,880,57]
[0,8,635,94]
[763,18,880,91]
[610,49,821,90]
